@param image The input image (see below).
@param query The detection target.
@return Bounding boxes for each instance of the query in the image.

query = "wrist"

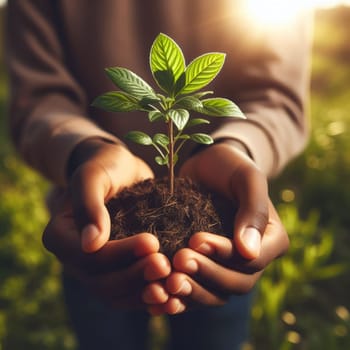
[191,137,252,161]
[214,138,252,159]
[66,137,122,181]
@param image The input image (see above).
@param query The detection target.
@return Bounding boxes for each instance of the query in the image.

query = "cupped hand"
[67,138,154,252]
[180,142,272,259]
[43,138,171,309]
[145,142,289,314]
[43,192,171,309]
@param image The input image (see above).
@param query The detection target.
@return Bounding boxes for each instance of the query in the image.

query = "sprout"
[92,33,245,195]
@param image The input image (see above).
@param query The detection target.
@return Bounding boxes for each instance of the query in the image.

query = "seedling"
[92,33,245,195]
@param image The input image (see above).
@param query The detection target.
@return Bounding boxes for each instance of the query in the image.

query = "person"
[6,1,312,349]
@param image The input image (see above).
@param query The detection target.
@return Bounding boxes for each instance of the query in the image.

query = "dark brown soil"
[106,177,233,258]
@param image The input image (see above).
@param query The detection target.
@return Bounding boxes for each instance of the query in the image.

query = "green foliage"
[0,8,75,343]
[250,204,350,349]
[92,33,244,193]
[0,146,76,350]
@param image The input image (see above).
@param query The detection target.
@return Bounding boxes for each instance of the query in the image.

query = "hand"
[43,139,171,308]
[43,192,171,309]
[144,142,289,314]
[67,138,154,252]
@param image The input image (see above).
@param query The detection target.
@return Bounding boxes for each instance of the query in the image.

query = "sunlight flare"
[244,0,307,26]
[244,0,350,26]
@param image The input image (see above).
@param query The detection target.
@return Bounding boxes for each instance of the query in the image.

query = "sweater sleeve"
[6,0,313,183]
[208,8,313,177]
[6,0,119,186]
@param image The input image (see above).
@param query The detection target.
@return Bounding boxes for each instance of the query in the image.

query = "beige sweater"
[6,0,312,187]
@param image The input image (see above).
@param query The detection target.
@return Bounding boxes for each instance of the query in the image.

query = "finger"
[85,234,163,273]
[173,248,262,295]
[145,275,192,314]
[189,231,234,261]
[149,273,228,315]
[188,231,250,269]
[70,161,112,252]
[230,163,269,260]
[256,201,290,267]
[142,282,169,305]
[189,212,288,274]
[83,253,171,299]
[166,272,227,307]
[148,297,186,316]
[190,231,252,268]
[43,209,161,272]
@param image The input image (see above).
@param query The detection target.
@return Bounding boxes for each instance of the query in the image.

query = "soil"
[107,177,234,258]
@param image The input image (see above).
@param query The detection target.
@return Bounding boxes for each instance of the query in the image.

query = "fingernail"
[242,227,261,258]
[196,243,215,255]
[185,259,198,274]
[172,300,186,315]
[175,280,192,296]
[81,224,100,251]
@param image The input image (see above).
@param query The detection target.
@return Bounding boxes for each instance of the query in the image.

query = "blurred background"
[1,1,350,350]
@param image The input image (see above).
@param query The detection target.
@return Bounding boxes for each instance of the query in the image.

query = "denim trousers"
[62,273,252,350]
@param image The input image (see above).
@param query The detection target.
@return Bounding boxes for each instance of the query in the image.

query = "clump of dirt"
[107,177,231,258]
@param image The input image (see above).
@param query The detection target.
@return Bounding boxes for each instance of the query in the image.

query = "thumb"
[232,170,269,260]
[70,162,112,253]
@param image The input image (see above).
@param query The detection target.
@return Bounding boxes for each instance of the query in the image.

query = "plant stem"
[167,118,175,195]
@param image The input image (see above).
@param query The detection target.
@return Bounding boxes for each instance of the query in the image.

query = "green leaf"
[150,33,185,93]
[148,111,165,122]
[186,118,210,128]
[91,91,141,112]
[190,133,214,145]
[174,96,203,110]
[177,134,191,140]
[125,131,153,145]
[139,96,161,110]
[155,155,168,166]
[153,70,175,95]
[173,72,186,96]
[179,53,226,95]
[313,263,350,280]
[169,109,190,131]
[153,133,169,147]
[197,98,246,118]
[105,67,157,99]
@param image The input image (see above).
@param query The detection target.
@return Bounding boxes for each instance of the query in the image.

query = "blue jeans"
[62,274,252,350]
